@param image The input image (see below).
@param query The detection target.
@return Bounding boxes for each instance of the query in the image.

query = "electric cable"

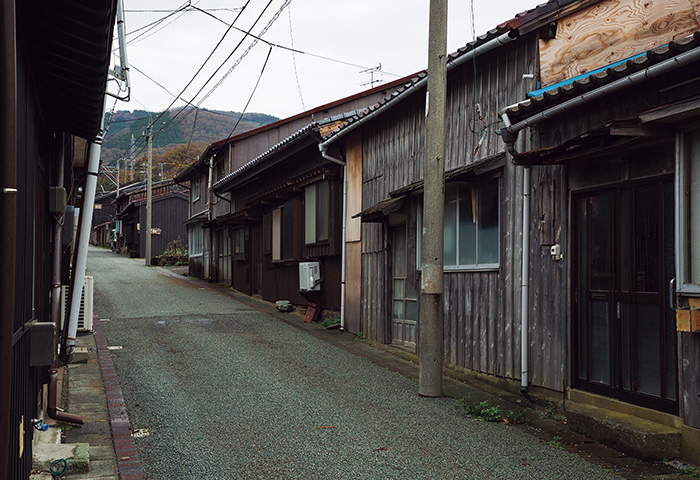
[287,4,305,111]
[107,0,256,162]
[208,46,274,164]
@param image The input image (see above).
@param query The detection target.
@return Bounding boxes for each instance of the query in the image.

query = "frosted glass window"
[418,179,500,269]
[690,133,700,285]
[444,185,458,265]
[305,185,316,244]
[305,181,330,244]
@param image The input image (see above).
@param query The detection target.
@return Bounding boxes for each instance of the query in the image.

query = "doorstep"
[565,389,698,462]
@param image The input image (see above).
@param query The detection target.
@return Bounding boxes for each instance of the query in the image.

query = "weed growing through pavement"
[547,436,565,450]
[678,466,700,478]
[454,395,528,423]
[321,316,340,328]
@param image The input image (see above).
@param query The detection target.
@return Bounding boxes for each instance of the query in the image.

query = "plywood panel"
[540,0,700,87]
[346,131,363,243]
[345,241,362,334]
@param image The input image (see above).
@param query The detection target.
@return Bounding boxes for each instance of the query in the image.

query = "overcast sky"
[114,0,539,120]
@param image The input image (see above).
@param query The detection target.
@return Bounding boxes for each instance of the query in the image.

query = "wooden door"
[573,178,677,413]
[391,227,417,348]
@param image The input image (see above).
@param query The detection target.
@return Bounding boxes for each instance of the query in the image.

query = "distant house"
[114,179,189,260]
[90,191,118,247]
[175,76,413,326]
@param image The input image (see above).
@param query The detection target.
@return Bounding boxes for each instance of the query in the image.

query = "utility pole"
[116,157,120,197]
[130,134,135,181]
[145,124,153,266]
[419,0,447,397]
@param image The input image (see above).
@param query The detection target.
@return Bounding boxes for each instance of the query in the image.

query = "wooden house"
[0,0,117,476]
[175,76,413,323]
[321,0,700,463]
[90,191,118,247]
[114,179,189,260]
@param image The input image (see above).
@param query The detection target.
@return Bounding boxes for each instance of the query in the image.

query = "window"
[418,179,500,269]
[272,208,282,261]
[677,129,700,293]
[189,224,203,256]
[192,178,201,202]
[233,227,246,255]
[263,212,272,253]
[272,200,299,262]
[304,181,330,244]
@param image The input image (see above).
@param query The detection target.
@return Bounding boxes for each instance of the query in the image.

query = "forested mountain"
[97,107,278,192]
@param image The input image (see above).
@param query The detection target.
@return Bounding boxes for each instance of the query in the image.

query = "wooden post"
[419,0,447,397]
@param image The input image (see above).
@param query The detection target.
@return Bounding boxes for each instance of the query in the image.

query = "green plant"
[678,466,700,478]
[507,409,527,423]
[321,316,340,328]
[454,397,504,422]
[547,436,564,450]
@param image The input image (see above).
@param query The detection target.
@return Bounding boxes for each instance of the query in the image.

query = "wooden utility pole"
[419,0,447,397]
[145,124,153,266]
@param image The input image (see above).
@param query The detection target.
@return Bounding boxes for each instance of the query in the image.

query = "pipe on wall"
[319,144,347,332]
[520,166,531,394]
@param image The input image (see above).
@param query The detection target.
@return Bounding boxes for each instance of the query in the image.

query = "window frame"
[304,180,330,245]
[676,127,700,294]
[417,179,501,272]
[188,223,204,257]
[192,177,201,203]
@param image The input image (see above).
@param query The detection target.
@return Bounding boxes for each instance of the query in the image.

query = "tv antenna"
[360,64,383,88]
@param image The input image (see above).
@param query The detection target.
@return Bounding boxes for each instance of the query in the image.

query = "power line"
[190,5,404,78]
[209,46,274,164]
[287,4,305,111]
[109,0,256,162]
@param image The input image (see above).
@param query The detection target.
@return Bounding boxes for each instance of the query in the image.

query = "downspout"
[61,96,108,365]
[520,166,531,394]
[48,135,83,424]
[319,144,347,332]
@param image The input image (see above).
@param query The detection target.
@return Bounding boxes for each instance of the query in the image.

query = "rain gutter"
[499,42,700,151]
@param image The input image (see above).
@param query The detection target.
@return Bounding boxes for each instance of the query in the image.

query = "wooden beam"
[609,125,674,137]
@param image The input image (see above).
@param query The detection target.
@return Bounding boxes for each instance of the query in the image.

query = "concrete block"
[567,403,681,460]
[32,442,90,474]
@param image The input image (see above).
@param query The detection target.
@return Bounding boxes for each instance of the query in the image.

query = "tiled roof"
[323,1,599,143]
[504,32,700,121]
[213,123,320,192]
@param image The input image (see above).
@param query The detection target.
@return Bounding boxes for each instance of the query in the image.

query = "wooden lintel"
[609,125,673,137]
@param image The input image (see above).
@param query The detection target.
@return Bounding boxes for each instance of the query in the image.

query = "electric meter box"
[299,262,321,292]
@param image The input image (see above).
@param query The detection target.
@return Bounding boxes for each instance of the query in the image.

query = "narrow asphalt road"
[87,247,619,480]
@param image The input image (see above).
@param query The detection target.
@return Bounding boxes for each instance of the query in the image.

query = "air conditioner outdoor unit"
[60,276,94,332]
[299,262,321,292]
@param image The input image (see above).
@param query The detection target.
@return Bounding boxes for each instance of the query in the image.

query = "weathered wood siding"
[527,165,568,391]
[361,222,390,343]
[679,332,700,428]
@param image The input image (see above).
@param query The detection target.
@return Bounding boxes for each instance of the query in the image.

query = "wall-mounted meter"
[299,262,321,292]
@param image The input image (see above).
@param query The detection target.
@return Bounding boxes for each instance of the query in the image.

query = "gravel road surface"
[88,247,619,480]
